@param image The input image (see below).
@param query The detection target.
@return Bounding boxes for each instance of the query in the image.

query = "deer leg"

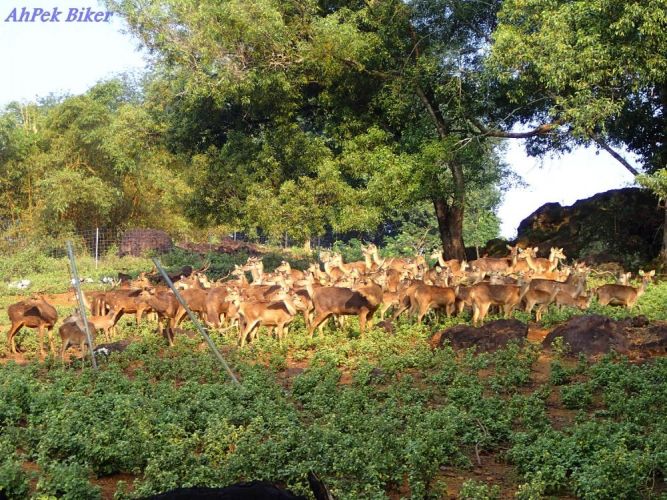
[7,322,24,354]
[48,326,55,354]
[61,338,70,362]
[38,325,46,357]
[358,309,368,335]
[308,312,332,338]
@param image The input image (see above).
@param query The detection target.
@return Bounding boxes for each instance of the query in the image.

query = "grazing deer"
[410,284,457,324]
[88,308,124,342]
[143,290,180,345]
[596,269,655,309]
[96,288,150,324]
[469,283,523,326]
[59,314,96,361]
[7,296,58,356]
[229,290,304,346]
[307,282,379,337]
[554,291,592,310]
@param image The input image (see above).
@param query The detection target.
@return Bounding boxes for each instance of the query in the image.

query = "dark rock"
[119,229,173,257]
[628,321,667,355]
[511,188,662,268]
[434,319,528,352]
[543,315,630,357]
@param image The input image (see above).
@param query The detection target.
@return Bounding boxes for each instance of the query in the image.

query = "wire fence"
[0,226,339,263]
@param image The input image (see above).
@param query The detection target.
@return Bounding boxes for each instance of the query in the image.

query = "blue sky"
[0,0,639,238]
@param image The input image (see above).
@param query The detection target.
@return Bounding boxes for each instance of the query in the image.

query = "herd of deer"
[5,243,656,359]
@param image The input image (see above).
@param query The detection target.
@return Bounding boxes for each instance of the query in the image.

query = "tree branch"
[468,117,564,138]
[590,134,640,176]
[415,85,449,139]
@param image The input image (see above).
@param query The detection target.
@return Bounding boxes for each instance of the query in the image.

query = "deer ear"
[534,247,539,253]
[639,270,645,276]
[649,270,655,276]
[506,244,512,250]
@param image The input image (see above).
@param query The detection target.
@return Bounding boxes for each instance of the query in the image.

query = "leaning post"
[151,257,240,385]
[66,241,98,370]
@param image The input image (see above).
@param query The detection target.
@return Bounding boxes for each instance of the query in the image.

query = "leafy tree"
[491,0,667,259]
[108,0,528,258]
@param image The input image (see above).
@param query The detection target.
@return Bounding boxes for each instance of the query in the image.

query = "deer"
[306,282,379,337]
[173,287,210,326]
[59,314,96,362]
[410,284,457,324]
[229,290,305,346]
[331,252,367,275]
[469,283,523,326]
[142,289,181,345]
[275,261,306,282]
[7,296,58,356]
[517,247,566,274]
[529,266,588,300]
[94,288,151,324]
[554,291,593,310]
[617,271,632,285]
[521,283,561,322]
[429,250,468,275]
[88,308,125,342]
[320,251,346,282]
[595,269,655,310]
[205,287,238,328]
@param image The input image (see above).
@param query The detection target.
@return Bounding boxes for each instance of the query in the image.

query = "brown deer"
[229,290,304,346]
[410,284,457,323]
[554,291,592,310]
[517,247,565,274]
[7,296,58,356]
[205,287,238,328]
[596,269,655,309]
[469,283,523,326]
[143,290,181,345]
[307,282,379,337]
[275,261,306,281]
[88,308,125,342]
[59,315,96,362]
[521,284,561,322]
[95,288,150,324]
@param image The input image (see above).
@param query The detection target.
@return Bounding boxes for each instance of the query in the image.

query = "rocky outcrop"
[543,315,630,357]
[432,319,528,352]
[513,188,661,268]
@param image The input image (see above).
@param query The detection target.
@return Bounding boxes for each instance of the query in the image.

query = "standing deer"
[59,314,96,362]
[596,270,655,309]
[7,297,58,356]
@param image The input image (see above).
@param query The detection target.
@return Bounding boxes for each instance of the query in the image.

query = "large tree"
[109,0,533,258]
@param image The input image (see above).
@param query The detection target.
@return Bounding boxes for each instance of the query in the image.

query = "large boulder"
[432,319,528,352]
[512,188,661,268]
[119,229,173,257]
[543,315,630,357]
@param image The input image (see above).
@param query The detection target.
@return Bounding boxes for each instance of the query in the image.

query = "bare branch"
[590,134,640,176]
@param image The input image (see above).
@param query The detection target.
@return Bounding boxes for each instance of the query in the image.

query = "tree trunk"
[433,197,466,260]
[662,203,667,265]
[303,238,312,253]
